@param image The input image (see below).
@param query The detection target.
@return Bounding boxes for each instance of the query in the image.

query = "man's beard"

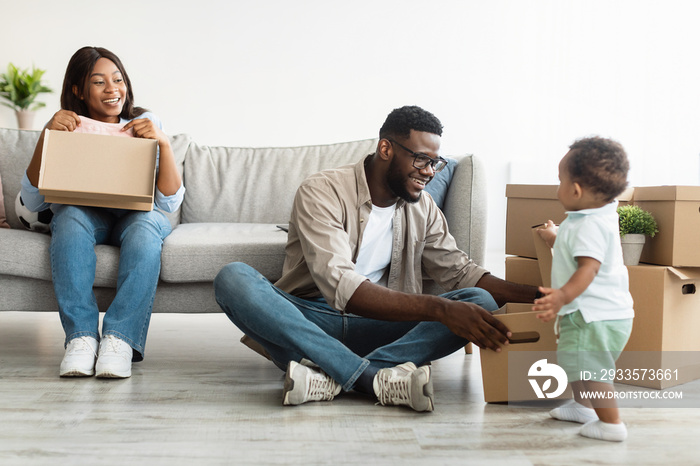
[386,158,421,204]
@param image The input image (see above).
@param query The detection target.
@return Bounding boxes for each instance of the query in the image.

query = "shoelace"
[101,336,128,358]
[374,372,410,406]
[69,336,98,357]
[306,372,337,401]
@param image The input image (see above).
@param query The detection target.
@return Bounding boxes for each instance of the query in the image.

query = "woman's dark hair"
[60,46,146,120]
[567,136,630,202]
[379,105,443,140]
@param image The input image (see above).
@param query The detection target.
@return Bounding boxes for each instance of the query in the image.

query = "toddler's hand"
[537,220,558,248]
[532,286,564,322]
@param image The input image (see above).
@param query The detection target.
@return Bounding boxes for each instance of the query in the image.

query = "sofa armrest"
[442,155,487,267]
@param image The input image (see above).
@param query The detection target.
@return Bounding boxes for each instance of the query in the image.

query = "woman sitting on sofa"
[21,46,184,379]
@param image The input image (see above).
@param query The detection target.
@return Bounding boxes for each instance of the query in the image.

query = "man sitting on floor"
[214,105,538,412]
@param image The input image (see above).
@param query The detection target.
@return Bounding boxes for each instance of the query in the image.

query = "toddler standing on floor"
[533,136,634,442]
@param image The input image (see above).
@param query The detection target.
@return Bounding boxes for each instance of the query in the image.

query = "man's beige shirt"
[274,156,489,311]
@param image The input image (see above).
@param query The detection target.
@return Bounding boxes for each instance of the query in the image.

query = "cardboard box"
[624,265,700,353]
[617,265,700,388]
[634,186,700,267]
[38,129,157,211]
[531,227,553,287]
[505,256,543,287]
[480,304,572,402]
[506,185,562,258]
[505,184,633,258]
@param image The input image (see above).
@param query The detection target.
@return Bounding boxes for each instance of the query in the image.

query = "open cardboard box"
[505,184,633,258]
[634,186,700,267]
[480,304,572,403]
[38,129,157,211]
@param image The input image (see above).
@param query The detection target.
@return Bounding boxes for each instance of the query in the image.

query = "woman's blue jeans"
[214,262,499,392]
[50,204,172,360]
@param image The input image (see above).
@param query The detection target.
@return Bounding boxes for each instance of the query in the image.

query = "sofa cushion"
[0,228,119,287]
[0,171,8,229]
[0,128,40,229]
[160,134,190,228]
[180,139,378,224]
[160,223,289,283]
[424,157,457,210]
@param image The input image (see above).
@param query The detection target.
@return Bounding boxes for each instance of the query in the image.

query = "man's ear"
[377,139,393,162]
[72,85,83,100]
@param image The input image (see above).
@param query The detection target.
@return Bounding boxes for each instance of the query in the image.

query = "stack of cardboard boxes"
[480,184,700,402]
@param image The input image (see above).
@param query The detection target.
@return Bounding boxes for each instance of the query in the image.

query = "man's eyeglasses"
[387,139,448,173]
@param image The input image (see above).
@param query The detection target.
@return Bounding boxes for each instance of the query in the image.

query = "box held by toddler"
[38,129,157,211]
[505,184,633,258]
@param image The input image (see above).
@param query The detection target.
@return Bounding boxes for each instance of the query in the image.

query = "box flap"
[633,185,700,201]
[532,226,553,287]
[505,184,559,200]
[667,267,700,281]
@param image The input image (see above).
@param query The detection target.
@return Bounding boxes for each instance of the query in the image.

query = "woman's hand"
[122,118,170,147]
[123,118,181,196]
[46,110,81,132]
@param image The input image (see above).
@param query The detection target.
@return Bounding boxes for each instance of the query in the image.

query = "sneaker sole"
[282,362,297,405]
[95,369,131,379]
[60,368,94,377]
[419,367,434,412]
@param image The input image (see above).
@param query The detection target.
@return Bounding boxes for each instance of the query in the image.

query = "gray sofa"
[0,127,487,313]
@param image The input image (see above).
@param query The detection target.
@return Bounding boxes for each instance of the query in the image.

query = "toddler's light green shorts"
[556,310,633,384]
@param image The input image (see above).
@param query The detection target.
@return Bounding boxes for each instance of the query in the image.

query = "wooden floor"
[1,311,698,465]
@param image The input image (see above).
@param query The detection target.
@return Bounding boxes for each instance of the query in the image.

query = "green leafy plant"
[618,205,658,238]
[0,63,53,112]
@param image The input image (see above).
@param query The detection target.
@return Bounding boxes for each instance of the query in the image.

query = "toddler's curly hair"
[567,136,629,202]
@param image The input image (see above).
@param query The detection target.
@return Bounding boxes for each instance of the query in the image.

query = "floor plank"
[1,311,698,465]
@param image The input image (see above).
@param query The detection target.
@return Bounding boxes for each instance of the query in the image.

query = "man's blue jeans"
[50,204,172,360]
[214,262,499,392]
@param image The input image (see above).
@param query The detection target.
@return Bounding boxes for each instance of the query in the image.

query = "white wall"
[2,0,698,273]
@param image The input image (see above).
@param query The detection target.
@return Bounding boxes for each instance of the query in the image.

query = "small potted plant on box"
[618,204,658,266]
[0,63,53,129]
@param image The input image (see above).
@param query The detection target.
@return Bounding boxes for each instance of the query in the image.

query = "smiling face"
[80,57,127,123]
[385,130,441,204]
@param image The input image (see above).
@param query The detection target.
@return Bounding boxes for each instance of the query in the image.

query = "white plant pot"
[15,110,35,130]
[620,233,646,266]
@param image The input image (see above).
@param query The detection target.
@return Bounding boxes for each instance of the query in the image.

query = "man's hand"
[441,301,511,352]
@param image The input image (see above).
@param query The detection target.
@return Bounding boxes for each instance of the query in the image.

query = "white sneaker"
[95,335,133,379]
[373,362,434,412]
[283,360,341,405]
[60,336,98,377]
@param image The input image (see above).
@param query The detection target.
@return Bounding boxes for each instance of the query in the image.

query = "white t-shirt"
[552,200,634,322]
[354,203,396,285]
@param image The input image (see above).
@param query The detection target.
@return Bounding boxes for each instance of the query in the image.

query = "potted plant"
[0,63,53,129]
[617,204,658,266]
